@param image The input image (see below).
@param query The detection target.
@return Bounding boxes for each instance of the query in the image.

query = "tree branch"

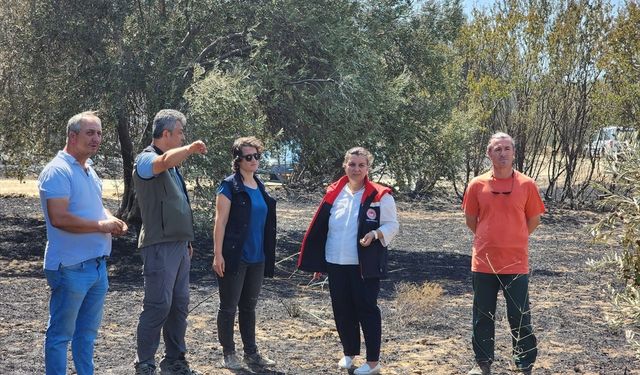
[217,45,252,61]
[194,32,245,65]
[286,78,336,85]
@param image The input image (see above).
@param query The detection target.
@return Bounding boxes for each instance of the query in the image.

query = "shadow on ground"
[0,213,564,297]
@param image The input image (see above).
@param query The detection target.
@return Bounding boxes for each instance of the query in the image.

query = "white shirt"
[325,184,399,265]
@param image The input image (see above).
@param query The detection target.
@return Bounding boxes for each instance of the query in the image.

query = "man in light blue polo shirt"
[38,111,128,375]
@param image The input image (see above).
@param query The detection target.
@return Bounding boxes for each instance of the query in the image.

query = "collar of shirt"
[58,150,94,168]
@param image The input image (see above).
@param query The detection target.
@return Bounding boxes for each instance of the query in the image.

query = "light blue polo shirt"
[135,151,185,189]
[38,151,111,270]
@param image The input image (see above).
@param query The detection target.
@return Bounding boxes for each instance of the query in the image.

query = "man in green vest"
[133,109,207,375]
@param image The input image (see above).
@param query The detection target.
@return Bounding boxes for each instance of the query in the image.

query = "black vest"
[220,173,277,277]
[133,145,194,248]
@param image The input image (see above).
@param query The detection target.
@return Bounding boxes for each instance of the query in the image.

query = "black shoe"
[516,364,533,375]
[134,363,157,375]
[159,358,200,375]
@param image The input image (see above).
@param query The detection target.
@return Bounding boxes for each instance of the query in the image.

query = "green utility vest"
[133,145,194,248]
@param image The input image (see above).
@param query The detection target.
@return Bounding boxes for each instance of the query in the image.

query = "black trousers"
[472,272,537,370]
[216,260,265,356]
[327,263,381,362]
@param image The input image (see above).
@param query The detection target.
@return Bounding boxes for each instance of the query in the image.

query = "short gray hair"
[67,111,100,135]
[486,132,515,153]
[152,109,187,139]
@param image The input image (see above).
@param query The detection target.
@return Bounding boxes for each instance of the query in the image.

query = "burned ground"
[0,194,638,374]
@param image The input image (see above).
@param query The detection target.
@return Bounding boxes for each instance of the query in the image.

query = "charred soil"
[0,194,638,374]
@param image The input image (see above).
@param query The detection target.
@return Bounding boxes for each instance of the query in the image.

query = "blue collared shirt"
[135,151,185,191]
[38,151,111,270]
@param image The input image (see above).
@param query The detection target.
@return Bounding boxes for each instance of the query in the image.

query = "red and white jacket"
[297,175,392,279]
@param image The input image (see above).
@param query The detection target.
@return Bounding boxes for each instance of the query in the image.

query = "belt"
[60,256,108,270]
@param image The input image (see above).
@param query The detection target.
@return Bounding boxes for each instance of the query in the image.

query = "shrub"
[592,146,640,286]
[591,145,640,356]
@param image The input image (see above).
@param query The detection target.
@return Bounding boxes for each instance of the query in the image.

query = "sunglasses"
[239,153,261,162]
[490,172,514,195]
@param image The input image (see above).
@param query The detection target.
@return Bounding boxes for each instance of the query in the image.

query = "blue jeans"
[44,257,109,375]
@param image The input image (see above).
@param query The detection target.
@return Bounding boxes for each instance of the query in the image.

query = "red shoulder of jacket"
[324,176,350,204]
[363,179,392,202]
[325,176,392,203]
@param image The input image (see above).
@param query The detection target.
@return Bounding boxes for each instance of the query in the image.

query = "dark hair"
[231,136,264,172]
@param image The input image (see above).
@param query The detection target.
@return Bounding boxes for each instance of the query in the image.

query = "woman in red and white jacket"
[298,147,399,375]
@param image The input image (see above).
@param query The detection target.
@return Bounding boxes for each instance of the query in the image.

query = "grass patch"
[394,281,444,324]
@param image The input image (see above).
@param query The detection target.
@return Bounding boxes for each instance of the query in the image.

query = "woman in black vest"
[297,147,399,375]
[212,136,277,370]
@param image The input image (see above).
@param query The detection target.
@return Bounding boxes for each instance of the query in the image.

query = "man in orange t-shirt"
[462,132,545,375]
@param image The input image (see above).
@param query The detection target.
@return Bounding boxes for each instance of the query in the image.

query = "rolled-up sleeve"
[378,193,399,247]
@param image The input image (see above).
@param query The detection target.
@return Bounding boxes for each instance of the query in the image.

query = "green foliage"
[4,0,636,213]
[592,146,640,286]
[598,2,640,130]
[184,65,267,216]
[455,0,622,205]
[0,0,130,176]
[589,144,640,356]
[247,0,395,186]
[365,0,465,194]
[0,0,467,200]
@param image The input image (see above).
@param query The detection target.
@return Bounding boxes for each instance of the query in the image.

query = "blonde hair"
[343,146,374,167]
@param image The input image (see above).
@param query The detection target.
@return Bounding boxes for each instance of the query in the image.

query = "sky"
[462,0,493,15]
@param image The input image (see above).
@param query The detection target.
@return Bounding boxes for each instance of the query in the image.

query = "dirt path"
[0,195,638,374]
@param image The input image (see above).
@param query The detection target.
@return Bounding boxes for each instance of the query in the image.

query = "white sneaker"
[354,362,381,375]
[338,356,354,369]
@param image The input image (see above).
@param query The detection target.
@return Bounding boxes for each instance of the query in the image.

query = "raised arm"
[152,140,207,175]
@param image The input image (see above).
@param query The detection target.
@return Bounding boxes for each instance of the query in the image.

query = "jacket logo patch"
[366,208,377,220]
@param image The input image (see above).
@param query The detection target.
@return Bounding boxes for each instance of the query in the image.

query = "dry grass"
[393,281,444,324]
[0,178,124,198]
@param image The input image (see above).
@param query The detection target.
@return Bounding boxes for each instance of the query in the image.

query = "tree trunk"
[115,109,141,231]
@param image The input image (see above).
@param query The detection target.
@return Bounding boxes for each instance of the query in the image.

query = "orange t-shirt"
[462,170,545,274]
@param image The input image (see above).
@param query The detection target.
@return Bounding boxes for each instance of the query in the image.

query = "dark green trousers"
[472,272,537,370]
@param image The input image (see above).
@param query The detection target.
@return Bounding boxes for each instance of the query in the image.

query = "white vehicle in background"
[260,143,299,182]
[585,126,637,157]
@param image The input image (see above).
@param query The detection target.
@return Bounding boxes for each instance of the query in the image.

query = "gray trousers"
[136,241,190,366]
